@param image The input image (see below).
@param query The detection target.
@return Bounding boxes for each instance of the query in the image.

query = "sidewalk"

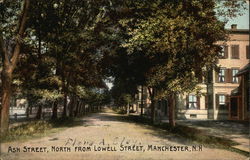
[177,120,250,153]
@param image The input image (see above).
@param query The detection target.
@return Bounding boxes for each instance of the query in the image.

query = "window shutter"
[226,95,230,110]
[215,71,219,83]
[224,46,228,58]
[216,94,219,109]
[186,95,189,109]
[197,96,200,110]
[235,45,239,59]
[205,95,208,109]
[231,45,239,59]
[246,45,249,59]
[231,46,234,58]
[227,69,232,83]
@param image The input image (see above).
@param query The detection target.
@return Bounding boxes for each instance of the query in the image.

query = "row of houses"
[134,24,250,121]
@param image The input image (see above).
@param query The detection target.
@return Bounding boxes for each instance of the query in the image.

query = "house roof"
[228,29,250,35]
[236,63,250,77]
[226,24,249,34]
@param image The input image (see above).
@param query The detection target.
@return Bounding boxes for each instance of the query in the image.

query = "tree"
[30,0,113,118]
[0,0,118,131]
[17,0,114,120]
[0,0,30,133]
[116,0,247,125]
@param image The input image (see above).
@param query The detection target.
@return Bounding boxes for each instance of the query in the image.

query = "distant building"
[9,98,28,116]
[177,24,249,120]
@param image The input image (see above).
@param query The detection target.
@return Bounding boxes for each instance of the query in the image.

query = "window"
[219,95,225,106]
[219,95,226,109]
[218,68,225,82]
[219,45,225,57]
[219,45,228,59]
[216,94,228,110]
[232,69,239,83]
[231,45,239,59]
[188,95,197,109]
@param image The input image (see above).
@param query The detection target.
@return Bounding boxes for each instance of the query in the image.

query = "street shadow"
[90,109,243,149]
[89,112,201,146]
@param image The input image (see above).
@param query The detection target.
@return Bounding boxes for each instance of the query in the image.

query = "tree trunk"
[148,88,155,123]
[29,105,33,114]
[168,94,176,127]
[79,102,84,116]
[0,70,12,133]
[151,99,155,123]
[140,86,144,116]
[74,100,79,117]
[83,104,86,115]
[87,105,90,113]
[136,103,139,113]
[62,88,68,118]
[51,100,58,120]
[69,96,76,117]
[0,0,30,133]
[127,103,130,115]
[26,106,29,118]
[36,105,42,119]
[61,64,69,118]
[77,101,82,116]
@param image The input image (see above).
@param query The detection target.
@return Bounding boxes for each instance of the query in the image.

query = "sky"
[225,2,249,29]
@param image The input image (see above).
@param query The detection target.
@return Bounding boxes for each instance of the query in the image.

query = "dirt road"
[0,109,247,160]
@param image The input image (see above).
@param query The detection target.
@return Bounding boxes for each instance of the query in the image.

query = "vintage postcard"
[0,0,249,160]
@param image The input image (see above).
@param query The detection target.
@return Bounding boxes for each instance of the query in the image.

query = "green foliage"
[115,0,240,98]
[0,0,22,38]
[0,121,52,142]
[10,0,114,111]
[0,117,85,142]
[31,89,63,101]
[83,88,111,106]
[111,78,136,106]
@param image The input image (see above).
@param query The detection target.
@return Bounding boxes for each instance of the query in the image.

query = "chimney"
[231,24,237,30]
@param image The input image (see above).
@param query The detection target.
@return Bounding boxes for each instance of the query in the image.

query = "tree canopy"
[0,0,247,131]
